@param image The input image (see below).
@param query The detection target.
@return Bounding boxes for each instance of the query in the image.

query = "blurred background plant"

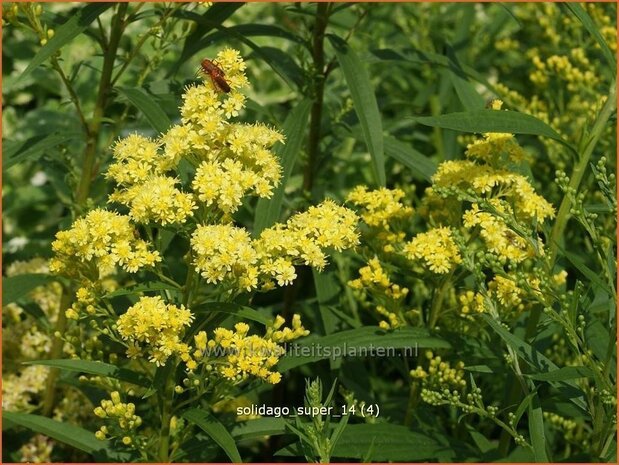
[2,2,616,463]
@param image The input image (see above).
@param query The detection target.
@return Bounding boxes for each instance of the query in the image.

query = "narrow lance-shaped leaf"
[24,359,151,387]
[383,136,436,181]
[410,109,575,153]
[328,34,386,187]
[116,87,171,134]
[191,301,270,325]
[528,392,550,462]
[170,3,245,76]
[254,99,312,234]
[3,411,124,460]
[3,133,81,170]
[182,409,242,463]
[2,274,54,306]
[21,3,113,79]
[446,45,485,110]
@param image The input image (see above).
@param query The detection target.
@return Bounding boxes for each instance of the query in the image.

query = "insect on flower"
[200,58,231,93]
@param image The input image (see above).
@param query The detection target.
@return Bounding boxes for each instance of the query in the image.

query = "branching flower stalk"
[75,3,129,208]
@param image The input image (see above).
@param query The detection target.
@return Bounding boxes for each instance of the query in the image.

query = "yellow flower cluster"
[349,257,408,298]
[530,53,598,91]
[191,316,308,384]
[458,291,486,316]
[462,204,532,263]
[106,134,196,226]
[169,49,283,215]
[94,391,142,445]
[346,185,413,229]
[432,160,555,223]
[116,296,193,366]
[458,274,527,318]
[107,49,281,223]
[466,116,527,164]
[191,125,283,214]
[50,209,160,278]
[106,135,176,186]
[403,227,462,274]
[348,257,409,329]
[489,276,524,310]
[191,224,258,290]
[410,351,466,392]
[111,175,195,226]
[191,200,359,291]
[254,200,360,284]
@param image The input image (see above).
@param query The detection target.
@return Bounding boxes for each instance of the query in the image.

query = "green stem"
[158,365,176,462]
[42,288,72,416]
[50,58,89,135]
[548,80,616,265]
[430,96,446,160]
[303,2,330,193]
[75,3,128,207]
[110,4,180,87]
[404,381,419,427]
[428,273,452,328]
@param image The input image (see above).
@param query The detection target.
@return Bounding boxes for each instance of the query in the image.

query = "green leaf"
[182,409,242,462]
[563,250,612,295]
[410,109,574,152]
[170,4,243,70]
[525,366,594,382]
[563,3,616,70]
[371,48,509,108]
[528,393,549,462]
[116,87,171,134]
[103,281,181,298]
[328,34,385,187]
[250,47,304,89]
[383,136,436,181]
[482,315,587,412]
[512,390,537,431]
[21,3,113,79]
[171,17,304,75]
[446,46,485,110]
[192,302,270,325]
[3,133,81,170]
[3,411,122,460]
[329,412,350,457]
[231,417,288,440]
[464,364,494,374]
[254,99,312,234]
[313,268,340,336]
[25,359,151,387]
[465,424,495,454]
[277,423,445,461]
[278,326,449,371]
[2,273,54,305]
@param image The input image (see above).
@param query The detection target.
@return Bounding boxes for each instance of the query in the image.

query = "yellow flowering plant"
[46,48,358,461]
